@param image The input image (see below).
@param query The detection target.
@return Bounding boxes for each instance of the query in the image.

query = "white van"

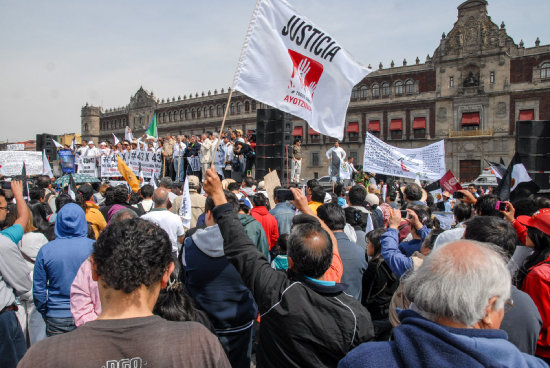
[462,168,498,187]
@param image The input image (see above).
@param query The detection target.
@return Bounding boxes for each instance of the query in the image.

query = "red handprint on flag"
[287,49,323,103]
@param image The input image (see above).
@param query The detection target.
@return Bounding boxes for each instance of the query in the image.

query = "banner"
[99,152,162,178]
[58,149,75,174]
[233,0,370,140]
[362,132,446,181]
[77,157,98,176]
[440,170,462,193]
[7,144,25,151]
[0,151,43,176]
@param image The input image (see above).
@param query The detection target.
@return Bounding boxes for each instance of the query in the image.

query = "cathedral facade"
[82,0,550,182]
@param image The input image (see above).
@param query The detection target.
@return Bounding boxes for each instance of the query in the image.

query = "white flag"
[70,138,76,151]
[42,150,53,178]
[149,173,157,189]
[125,126,134,142]
[112,134,120,146]
[233,0,370,140]
[179,176,192,229]
[52,139,64,149]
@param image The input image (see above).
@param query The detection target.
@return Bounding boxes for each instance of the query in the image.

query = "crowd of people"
[1,160,550,367]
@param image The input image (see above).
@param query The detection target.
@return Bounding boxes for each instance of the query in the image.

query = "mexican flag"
[145,113,158,139]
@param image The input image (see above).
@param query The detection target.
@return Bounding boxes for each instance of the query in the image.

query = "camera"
[276,188,295,202]
[400,210,409,219]
[453,191,464,199]
[495,201,508,211]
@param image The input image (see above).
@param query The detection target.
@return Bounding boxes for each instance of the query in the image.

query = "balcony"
[448,128,493,138]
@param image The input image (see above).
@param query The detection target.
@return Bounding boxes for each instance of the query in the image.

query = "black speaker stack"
[255,109,293,182]
[36,133,57,162]
[515,120,550,191]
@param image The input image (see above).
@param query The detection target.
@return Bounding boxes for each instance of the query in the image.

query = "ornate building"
[82,0,550,182]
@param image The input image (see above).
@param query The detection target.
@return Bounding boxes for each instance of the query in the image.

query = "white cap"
[88,140,94,145]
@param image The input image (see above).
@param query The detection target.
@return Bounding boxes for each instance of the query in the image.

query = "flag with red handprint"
[233,0,370,140]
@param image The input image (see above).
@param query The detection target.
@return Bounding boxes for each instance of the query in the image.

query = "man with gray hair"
[140,187,185,257]
[339,240,547,368]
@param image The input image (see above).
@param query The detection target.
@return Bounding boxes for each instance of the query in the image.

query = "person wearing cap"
[76,184,106,239]
[171,175,206,229]
[442,191,453,213]
[515,208,550,363]
[85,141,100,158]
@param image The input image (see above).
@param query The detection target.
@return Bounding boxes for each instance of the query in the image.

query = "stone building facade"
[82,0,550,182]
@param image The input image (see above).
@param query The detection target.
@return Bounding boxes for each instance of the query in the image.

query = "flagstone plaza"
[81,0,550,182]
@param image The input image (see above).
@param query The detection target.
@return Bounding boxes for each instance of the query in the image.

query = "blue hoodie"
[339,310,548,368]
[33,203,95,318]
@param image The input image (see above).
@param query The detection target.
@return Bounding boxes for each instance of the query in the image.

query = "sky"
[1,0,549,142]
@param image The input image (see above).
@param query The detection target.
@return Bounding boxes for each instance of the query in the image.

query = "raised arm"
[381,209,413,278]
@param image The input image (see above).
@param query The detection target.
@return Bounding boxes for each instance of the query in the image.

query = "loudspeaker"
[516,120,550,190]
[36,134,57,162]
[255,109,293,182]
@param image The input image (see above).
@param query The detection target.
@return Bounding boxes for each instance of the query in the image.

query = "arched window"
[360,86,368,98]
[541,62,550,79]
[191,109,196,119]
[351,87,358,99]
[84,123,88,131]
[251,101,256,111]
[245,101,250,112]
[405,79,414,94]
[372,83,380,97]
[237,102,242,113]
[162,113,166,123]
[197,108,201,118]
[217,105,222,116]
[382,82,390,96]
[203,106,207,118]
[169,111,172,122]
[395,81,403,95]
[230,103,235,114]
[184,110,189,119]
[180,110,184,120]
[209,106,214,117]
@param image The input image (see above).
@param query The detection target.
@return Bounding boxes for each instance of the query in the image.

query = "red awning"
[292,126,303,136]
[412,117,426,129]
[308,128,320,135]
[519,109,535,121]
[461,112,480,126]
[390,119,403,131]
[368,120,380,132]
[347,121,359,133]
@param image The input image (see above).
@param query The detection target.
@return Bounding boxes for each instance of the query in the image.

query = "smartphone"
[453,191,464,199]
[400,210,409,219]
[495,201,508,211]
[277,188,295,202]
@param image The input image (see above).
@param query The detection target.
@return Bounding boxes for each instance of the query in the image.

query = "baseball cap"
[188,175,200,189]
[517,208,550,236]
[88,140,94,145]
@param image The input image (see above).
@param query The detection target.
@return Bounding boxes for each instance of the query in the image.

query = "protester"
[463,215,542,356]
[199,132,213,179]
[184,190,257,368]
[361,228,398,341]
[33,203,94,337]
[270,233,289,271]
[133,184,154,213]
[202,168,373,368]
[99,184,142,219]
[344,206,369,251]
[250,193,279,251]
[402,183,425,206]
[270,187,295,236]
[76,183,106,239]
[141,187,185,258]
[0,180,32,367]
[290,137,302,183]
[171,175,205,229]
[20,218,230,367]
[172,135,186,182]
[516,209,550,363]
[317,202,367,301]
[308,185,326,214]
[326,140,346,183]
[28,202,55,241]
[35,175,57,213]
[339,240,547,368]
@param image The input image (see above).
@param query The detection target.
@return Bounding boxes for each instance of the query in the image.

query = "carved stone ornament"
[496,102,507,116]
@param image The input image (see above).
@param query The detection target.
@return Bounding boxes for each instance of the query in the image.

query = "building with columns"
[82,0,550,182]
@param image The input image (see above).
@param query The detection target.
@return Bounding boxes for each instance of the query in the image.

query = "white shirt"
[141,209,184,255]
[173,142,186,159]
[86,147,100,158]
[326,147,346,161]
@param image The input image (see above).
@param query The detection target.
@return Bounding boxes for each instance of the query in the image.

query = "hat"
[77,183,94,200]
[188,175,200,189]
[517,209,550,236]
[88,140,94,145]
[365,193,380,206]
[442,191,451,198]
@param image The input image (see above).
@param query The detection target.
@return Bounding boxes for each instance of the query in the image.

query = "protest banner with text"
[0,151,43,176]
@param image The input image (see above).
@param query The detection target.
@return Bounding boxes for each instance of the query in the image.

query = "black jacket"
[213,203,374,368]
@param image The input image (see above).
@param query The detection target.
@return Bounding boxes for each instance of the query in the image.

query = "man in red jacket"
[250,193,279,250]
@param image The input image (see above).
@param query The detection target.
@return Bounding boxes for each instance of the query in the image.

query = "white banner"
[0,151,42,176]
[7,144,25,151]
[77,157,98,176]
[233,0,370,140]
[187,157,200,172]
[99,152,162,178]
[362,132,446,181]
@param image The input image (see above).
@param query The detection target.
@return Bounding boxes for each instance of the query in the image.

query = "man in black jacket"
[203,168,374,368]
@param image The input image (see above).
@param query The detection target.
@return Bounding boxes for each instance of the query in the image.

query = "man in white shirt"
[223,135,235,179]
[86,141,100,158]
[173,136,186,182]
[200,132,213,180]
[140,187,185,257]
[325,141,346,183]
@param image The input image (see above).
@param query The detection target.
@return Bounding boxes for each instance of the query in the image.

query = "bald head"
[403,240,510,327]
[288,222,333,278]
[153,187,169,208]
